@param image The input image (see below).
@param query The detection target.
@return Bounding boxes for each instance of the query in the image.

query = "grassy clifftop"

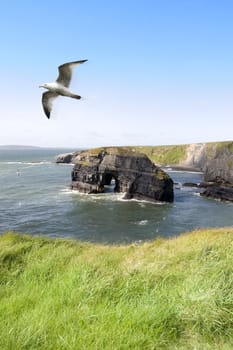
[80,146,146,158]
[1,228,233,349]
[132,144,188,165]
[130,141,233,166]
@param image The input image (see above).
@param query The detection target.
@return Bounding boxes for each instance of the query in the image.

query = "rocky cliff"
[133,142,233,177]
[71,147,174,202]
[180,143,207,170]
[199,142,233,202]
[180,142,233,184]
[167,141,233,201]
[203,142,233,184]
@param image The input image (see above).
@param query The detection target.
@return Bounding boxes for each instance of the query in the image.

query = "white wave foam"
[167,169,203,175]
[137,220,148,226]
[60,188,81,195]
[5,161,52,165]
[121,197,166,205]
[193,192,201,197]
[60,188,168,205]
[60,188,125,201]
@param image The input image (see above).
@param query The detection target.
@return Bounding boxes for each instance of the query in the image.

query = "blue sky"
[0,0,232,147]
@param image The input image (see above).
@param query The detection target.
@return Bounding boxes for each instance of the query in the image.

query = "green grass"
[81,147,145,158]
[132,145,188,165]
[1,228,233,349]
[132,141,233,166]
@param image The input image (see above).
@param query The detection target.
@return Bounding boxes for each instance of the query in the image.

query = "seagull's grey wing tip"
[42,91,58,119]
[59,59,88,69]
[57,59,88,87]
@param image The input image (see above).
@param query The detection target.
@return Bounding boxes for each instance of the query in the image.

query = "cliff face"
[203,143,233,184]
[133,142,233,184]
[71,147,174,202]
[180,142,233,184]
[180,143,207,170]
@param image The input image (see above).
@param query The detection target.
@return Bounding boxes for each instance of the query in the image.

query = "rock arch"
[99,172,120,192]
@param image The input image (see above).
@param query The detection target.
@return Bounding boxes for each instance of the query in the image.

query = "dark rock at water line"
[199,181,216,188]
[71,147,174,202]
[182,182,199,188]
[55,151,82,164]
[56,153,74,163]
[201,185,233,202]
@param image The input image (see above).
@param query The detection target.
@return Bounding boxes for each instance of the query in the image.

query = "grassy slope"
[1,228,233,349]
[131,141,233,165]
[130,145,188,165]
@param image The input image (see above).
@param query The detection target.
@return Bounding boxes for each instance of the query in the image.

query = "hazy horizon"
[0,139,232,151]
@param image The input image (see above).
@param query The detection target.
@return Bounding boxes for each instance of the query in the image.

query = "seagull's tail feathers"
[71,94,81,100]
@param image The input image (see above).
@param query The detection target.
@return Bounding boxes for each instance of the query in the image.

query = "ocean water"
[0,148,232,244]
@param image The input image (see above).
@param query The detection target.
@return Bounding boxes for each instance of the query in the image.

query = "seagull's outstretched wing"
[42,91,59,119]
[56,59,88,87]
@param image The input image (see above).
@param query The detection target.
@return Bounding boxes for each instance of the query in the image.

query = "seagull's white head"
[39,83,49,89]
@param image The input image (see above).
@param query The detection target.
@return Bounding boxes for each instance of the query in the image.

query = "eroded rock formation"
[200,142,233,201]
[71,147,174,202]
[203,142,233,184]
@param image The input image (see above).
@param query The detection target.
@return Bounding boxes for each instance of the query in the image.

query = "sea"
[0,147,232,244]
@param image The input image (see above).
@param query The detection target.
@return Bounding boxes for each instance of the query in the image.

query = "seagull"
[39,59,88,119]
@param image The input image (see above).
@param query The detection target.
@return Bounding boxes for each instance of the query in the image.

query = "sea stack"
[71,147,174,202]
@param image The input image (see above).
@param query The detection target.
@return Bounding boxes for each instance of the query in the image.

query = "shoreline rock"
[56,153,74,164]
[201,185,233,202]
[55,151,82,164]
[182,182,199,188]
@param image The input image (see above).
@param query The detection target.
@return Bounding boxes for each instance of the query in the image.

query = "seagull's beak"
[39,85,43,88]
